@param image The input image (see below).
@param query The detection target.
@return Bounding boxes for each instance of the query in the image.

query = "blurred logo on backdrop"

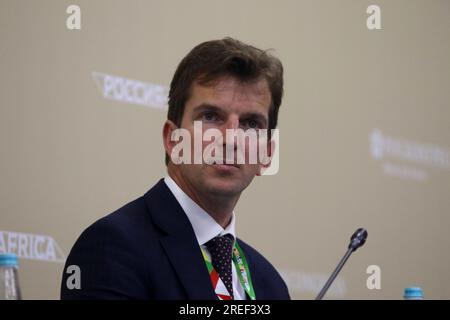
[279,269,346,298]
[0,230,65,263]
[370,128,450,181]
[92,71,168,110]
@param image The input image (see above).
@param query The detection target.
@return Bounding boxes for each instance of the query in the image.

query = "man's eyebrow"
[192,103,223,115]
[192,103,268,126]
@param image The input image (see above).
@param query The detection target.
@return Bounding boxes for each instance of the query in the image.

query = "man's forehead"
[206,76,269,91]
[190,77,271,108]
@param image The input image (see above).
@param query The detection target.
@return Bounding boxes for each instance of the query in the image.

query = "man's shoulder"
[82,179,168,240]
[69,195,152,255]
[94,195,149,233]
[61,194,157,299]
[69,178,182,257]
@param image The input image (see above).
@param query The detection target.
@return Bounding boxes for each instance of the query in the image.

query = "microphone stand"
[315,228,368,300]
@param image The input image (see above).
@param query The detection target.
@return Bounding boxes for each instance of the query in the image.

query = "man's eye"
[202,112,217,122]
[244,119,260,129]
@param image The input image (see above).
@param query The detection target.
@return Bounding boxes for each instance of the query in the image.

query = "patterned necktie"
[205,234,235,299]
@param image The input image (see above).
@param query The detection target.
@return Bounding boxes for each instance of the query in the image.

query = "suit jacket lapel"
[144,179,217,300]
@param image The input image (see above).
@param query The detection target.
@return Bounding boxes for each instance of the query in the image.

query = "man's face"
[167,76,272,198]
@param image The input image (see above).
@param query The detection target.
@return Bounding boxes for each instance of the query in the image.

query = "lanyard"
[201,242,256,300]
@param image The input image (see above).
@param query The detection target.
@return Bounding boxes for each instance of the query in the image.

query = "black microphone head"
[348,228,368,251]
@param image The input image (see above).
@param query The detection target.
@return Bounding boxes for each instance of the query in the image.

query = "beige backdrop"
[1,0,449,299]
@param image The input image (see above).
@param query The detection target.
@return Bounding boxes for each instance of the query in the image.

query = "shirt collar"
[164,175,236,246]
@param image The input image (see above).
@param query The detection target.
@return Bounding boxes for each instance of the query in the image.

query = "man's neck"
[167,168,239,229]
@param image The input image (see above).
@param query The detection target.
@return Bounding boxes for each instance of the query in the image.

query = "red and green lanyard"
[200,242,256,300]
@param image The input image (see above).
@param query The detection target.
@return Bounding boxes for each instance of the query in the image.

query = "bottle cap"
[0,253,19,267]
[403,287,423,299]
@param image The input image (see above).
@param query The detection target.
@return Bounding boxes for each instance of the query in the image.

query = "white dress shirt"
[164,175,246,300]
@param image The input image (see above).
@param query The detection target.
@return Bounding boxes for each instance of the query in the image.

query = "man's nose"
[220,116,239,147]
[222,115,239,131]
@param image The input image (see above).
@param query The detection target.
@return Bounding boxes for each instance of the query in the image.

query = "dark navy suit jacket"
[61,179,290,300]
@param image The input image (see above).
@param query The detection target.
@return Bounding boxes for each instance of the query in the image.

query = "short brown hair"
[166,37,284,164]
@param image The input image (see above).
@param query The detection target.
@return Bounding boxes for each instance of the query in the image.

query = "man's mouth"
[211,161,240,169]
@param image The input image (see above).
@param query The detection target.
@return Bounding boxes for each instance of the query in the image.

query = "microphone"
[315,228,368,300]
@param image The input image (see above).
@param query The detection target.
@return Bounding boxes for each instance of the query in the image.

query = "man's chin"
[202,176,247,197]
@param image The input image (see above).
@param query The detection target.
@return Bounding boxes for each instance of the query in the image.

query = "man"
[61,37,290,300]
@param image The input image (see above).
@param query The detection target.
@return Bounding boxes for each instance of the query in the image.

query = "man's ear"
[162,120,178,162]
[256,138,276,176]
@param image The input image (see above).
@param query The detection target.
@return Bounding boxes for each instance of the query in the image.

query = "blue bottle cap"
[404,287,423,299]
[0,253,19,267]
